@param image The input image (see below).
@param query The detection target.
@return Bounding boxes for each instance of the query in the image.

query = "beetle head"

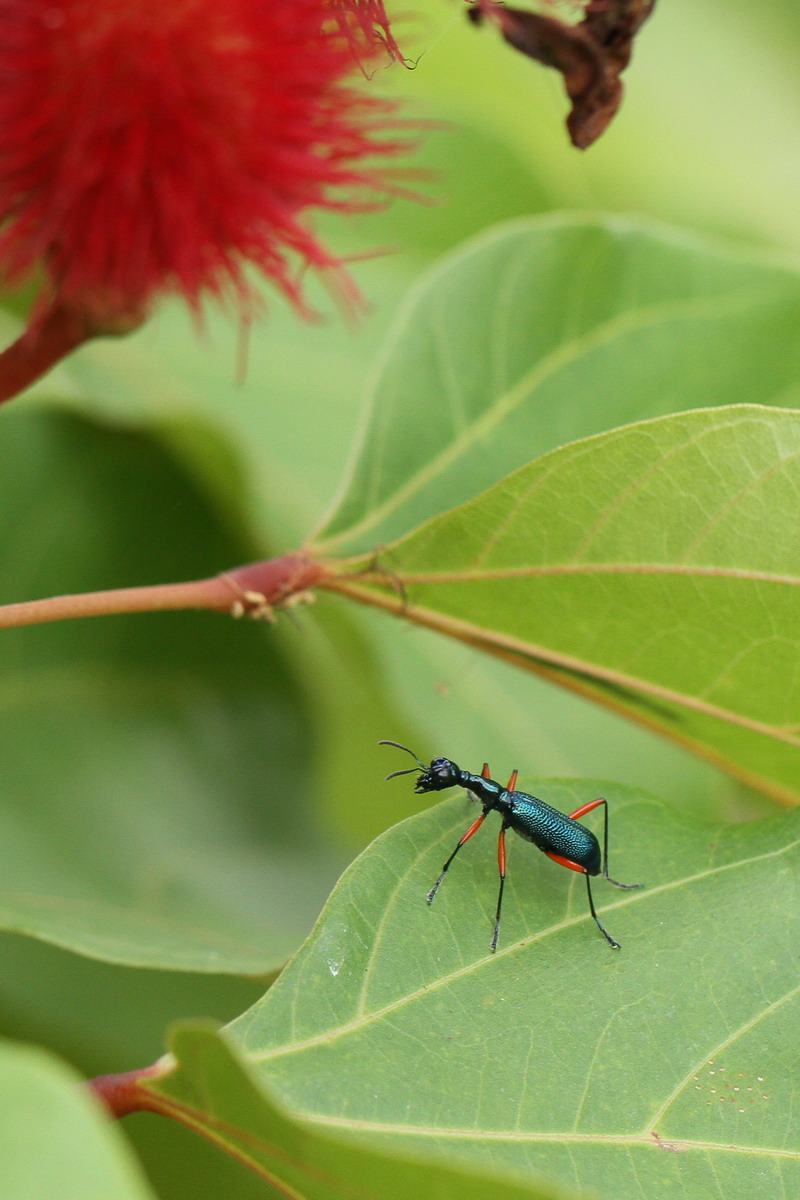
[415,757,460,793]
[379,741,460,793]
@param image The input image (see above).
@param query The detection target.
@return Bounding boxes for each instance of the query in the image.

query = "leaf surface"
[0,1040,156,1200]
[196,784,800,1200]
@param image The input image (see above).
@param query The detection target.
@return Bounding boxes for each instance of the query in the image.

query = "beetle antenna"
[385,766,422,780]
[379,739,427,779]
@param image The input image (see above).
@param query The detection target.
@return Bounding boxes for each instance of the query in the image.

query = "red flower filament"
[0,0,405,322]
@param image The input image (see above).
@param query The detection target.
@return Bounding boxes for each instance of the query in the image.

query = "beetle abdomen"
[508,795,601,874]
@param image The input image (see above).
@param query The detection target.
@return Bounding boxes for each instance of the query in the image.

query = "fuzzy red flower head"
[0,0,404,325]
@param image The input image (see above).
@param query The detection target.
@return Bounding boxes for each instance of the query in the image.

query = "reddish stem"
[0,551,330,629]
[88,1062,170,1118]
[0,303,94,402]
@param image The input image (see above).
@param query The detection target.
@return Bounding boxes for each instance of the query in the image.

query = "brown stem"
[0,303,95,403]
[0,551,330,630]
[88,1062,171,1119]
[0,293,151,403]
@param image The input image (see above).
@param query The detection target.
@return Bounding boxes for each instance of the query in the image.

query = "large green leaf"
[172,782,800,1200]
[314,217,800,555]
[0,408,344,971]
[325,406,800,804]
[145,1023,574,1200]
[0,1039,156,1200]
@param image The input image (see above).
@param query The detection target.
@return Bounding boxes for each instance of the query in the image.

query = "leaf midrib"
[354,564,800,586]
[323,587,800,752]
[291,1116,800,1161]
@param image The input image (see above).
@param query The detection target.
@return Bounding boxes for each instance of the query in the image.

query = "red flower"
[334,0,403,63]
[0,0,405,323]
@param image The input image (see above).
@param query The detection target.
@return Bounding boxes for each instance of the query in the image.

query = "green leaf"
[315,216,800,555]
[0,1039,156,1200]
[145,1023,575,1200]
[195,784,799,1200]
[0,408,344,972]
[329,405,800,804]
